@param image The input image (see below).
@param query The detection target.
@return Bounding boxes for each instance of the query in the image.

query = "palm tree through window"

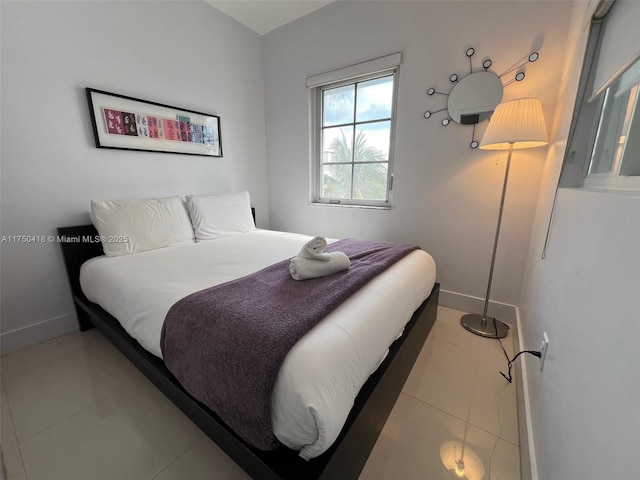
[318,73,396,205]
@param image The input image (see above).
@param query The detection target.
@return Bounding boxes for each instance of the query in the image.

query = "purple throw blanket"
[160,238,418,450]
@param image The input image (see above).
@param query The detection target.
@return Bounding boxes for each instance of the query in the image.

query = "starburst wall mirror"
[424,47,540,148]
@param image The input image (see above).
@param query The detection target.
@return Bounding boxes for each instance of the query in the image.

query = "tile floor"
[0,306,520,479]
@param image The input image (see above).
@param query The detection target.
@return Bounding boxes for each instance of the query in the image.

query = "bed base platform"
[58,224,440,480]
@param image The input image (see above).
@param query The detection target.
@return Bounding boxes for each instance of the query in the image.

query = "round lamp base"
[460,313,509,338]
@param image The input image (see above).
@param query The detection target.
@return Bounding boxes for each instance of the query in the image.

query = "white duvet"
[80,229,436,459]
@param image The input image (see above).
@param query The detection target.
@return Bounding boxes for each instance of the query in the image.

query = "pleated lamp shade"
[479,97,548,150]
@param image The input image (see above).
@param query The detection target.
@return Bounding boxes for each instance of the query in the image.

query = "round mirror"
[447,71,503,124]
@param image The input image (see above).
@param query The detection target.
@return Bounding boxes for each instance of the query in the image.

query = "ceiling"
[204,0,334,35]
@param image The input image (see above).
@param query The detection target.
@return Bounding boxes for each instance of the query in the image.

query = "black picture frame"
[86,88,222,157]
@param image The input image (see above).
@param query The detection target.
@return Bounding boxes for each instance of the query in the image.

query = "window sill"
[308,202,392,211]
[582,175,640,192]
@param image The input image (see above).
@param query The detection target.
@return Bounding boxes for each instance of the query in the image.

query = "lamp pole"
[460,143,513,338]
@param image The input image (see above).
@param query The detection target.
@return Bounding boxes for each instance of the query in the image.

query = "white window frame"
[584,52,640,190]
[307,53,401,208]
[558,0,640,192]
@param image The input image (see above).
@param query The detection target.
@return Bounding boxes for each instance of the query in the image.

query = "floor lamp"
[461,98,548,338]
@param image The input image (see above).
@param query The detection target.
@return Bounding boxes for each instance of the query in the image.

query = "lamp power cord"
[493,318,541,383]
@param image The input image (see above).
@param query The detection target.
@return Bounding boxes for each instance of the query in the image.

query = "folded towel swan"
[298,236,330,261]
[289,237,350,280]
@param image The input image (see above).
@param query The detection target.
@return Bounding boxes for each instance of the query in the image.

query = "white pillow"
[185,191,255,240]
[90,196,195,256]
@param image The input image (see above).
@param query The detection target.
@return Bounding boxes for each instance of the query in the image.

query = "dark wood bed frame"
[57,223,439,480]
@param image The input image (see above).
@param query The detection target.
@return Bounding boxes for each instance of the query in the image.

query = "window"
[559,0,640,191]
[587,58,640,180]
[307,54,401,207]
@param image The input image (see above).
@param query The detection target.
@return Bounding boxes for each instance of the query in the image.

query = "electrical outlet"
[539,332,550,371]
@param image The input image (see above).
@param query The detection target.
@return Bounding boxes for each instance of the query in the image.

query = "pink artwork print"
[162,118,179,141]
[103,109,124,135]
[148,116,159,138]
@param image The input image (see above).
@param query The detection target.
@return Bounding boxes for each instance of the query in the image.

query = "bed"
[57,193,439,480]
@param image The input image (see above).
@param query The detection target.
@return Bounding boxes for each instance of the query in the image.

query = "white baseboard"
[439,289,517,324]
[514,307,538,480]
[1,312,77,355]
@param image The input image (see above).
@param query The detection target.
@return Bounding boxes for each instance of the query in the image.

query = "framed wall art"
[86,88,222,157]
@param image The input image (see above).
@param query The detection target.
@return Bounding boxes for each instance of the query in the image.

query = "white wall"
[519,1,640,478]
[262,0,573,315]
[522,189,640,480]
[0,1,269,353]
